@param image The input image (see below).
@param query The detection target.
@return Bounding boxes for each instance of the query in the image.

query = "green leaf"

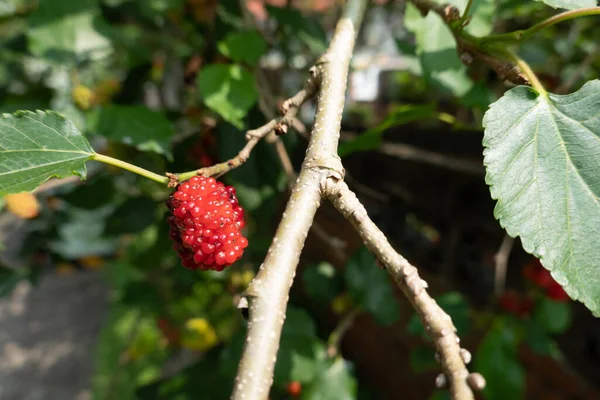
[404,2,477,96]
[266,6,328,53]
[0,110,94,195]
[338,104,437,157]
[217,30,267,67]
[27,0,112,62]
[87,105,174,158]
[197,64,257,129]
[93,305,167,399]
[535,0,596,10]
[50,206,118,259]
[533,297,572,333]
[303,262,341,304]
[523,319,558,356]
[483,80,600,316]
[137,0,186,18]
[303,358,357,400]
[274,307,320,387]
[345,247,400,326]
[475,319,525,400]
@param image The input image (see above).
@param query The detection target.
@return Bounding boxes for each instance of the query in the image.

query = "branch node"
[237,296,249,320]
[444,5,460,22]
[460,348,472,364]
[460,52,474,65]
[166,172,179,187]
[467,373,486,391]
[274,123,288,136]
[435,374,448,389]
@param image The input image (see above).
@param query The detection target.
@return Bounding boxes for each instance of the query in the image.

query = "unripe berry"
[167,176,247,271]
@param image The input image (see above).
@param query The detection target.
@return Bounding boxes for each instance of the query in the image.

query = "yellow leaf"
[5,192,40,219]
[182,317,219,351]
[79,255,105,269]
[72,84,95,110]
[331,292,353,315]
[56,262,76,276]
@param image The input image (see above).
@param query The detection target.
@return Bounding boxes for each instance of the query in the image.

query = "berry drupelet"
[167,176,248,271]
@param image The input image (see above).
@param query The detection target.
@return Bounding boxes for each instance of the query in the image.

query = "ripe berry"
[287,381,302,397]
[167,176,247,271]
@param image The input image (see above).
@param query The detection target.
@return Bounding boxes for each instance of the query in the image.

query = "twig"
[494,233,515,295]
[185,77,318,180]
[324,181,482,400]
[407,0,530,86]
[327,307,360,358]
[231,1,368,398]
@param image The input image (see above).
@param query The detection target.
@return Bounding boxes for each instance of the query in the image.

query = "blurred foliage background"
[1,0,600,399]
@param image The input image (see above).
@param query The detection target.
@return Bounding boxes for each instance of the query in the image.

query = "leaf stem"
[482,6,600,45]
[505,52,547,96]
[91,153,170,184]
[460,0,474,25]
[326,307,360,358]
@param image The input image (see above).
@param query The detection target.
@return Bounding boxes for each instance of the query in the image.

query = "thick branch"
[231,1,367,399]
[324,180,482,400]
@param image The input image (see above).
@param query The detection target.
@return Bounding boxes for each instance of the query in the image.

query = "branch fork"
[230,1,482,399]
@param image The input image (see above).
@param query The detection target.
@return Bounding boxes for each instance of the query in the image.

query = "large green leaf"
[533,297,572,333]
[217,30,267,67]
[303,358,357,400]
[535,0,596,10]
[475,318,525,400]
[303,262,342,304]
[87,105,174,158]
[197,64,258,129]
[0,110,94,194]
[266,6,328,53]
[345,247,400,326]
[27,0,112,62]
[404,0,494,96]
[483,81,600,316]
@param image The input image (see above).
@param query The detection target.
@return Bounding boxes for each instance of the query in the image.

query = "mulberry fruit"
[167,176,247,271]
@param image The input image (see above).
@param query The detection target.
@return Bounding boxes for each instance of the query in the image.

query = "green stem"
[505,51,547,96]
[460,0,474,25]
[91,153,170,184]
[482,6,600,45]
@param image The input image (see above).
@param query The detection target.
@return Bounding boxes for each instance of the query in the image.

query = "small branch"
[482,6,600,45]
[327,307,360,358]
[176,76,318,181]
[325,180,481,400]
[503,52,547,96]
[272,139,296,181]
[460,0,474,26]
[494,233,515,295]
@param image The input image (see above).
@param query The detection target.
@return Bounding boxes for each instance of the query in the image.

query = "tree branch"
[324,180,483,400]
[231,1,367,399]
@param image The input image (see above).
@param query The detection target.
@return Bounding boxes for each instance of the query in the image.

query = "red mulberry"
[167,176,247,271]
